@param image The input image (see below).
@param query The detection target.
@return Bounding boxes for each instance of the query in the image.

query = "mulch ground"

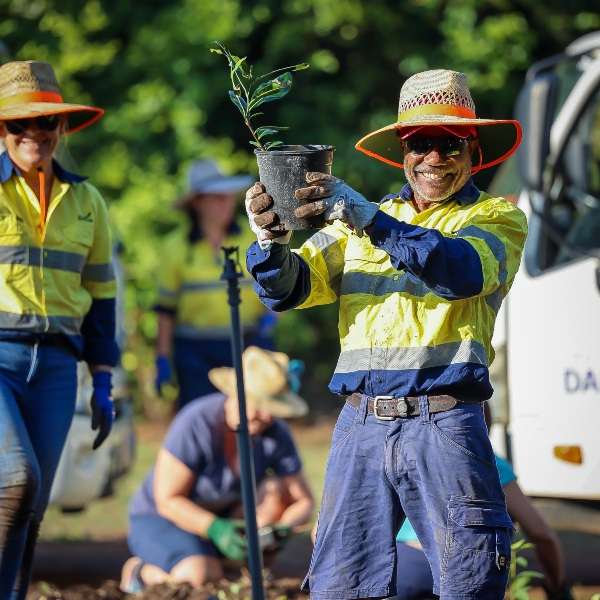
[28,576,306,599]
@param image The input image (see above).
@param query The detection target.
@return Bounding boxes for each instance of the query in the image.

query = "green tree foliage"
[1,0,598,411]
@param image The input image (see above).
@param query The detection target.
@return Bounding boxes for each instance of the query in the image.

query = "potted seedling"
[210,41,334,230]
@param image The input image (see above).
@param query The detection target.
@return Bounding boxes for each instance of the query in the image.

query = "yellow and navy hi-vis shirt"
[247,179,527,400]
[155,218,267,339]
[0,152,118,366]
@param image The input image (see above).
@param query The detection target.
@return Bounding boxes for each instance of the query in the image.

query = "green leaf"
[228,91,247,117]
[515,556,528,567]
[255,126,288,140]
[264,140,284,150]
[517,570,544,580]
[248,72,293,110]
[249,141,263,148]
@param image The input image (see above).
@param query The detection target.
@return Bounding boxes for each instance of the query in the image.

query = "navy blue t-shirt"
[129,393,303,517]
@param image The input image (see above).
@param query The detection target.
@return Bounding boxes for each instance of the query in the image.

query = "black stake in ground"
[221,246,265,600]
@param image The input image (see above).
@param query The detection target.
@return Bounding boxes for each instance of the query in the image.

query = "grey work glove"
[245,182,291,250]
[294,172,380,235]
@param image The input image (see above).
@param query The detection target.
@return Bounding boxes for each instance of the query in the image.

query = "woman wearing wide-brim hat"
[122,346,314,592]
[154,159,276,410]
[0,60,118,599]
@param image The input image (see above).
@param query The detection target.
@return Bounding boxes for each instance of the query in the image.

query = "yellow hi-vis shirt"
[247,181,527,400]
[0,153,117,363]
[155,219,266,338]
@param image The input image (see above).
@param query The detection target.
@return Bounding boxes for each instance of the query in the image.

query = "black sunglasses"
[404,135,470,157]
[5,115,61,134]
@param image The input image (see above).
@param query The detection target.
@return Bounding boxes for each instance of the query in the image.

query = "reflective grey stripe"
[335,340,488,373]
[0,245,86,273]
[181,278,252,292]
[485,288,503,313]
[158,287,178,298]
[0,311,82,335]
[341,271,429,298]
[82,262,115,282]
[309,231,344,282]
[457,226,507,284]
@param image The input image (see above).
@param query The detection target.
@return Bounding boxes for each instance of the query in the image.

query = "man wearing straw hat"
[245,70,527,599]
[0,61,117,599]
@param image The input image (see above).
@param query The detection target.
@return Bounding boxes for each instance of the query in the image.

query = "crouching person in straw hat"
[0,61,117,598]
[246,69,528,599]
[121,347,314,592]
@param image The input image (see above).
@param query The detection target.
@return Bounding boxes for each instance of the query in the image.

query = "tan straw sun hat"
[355,69,522,173]
[209,346,309,419]
[0,61,104,133]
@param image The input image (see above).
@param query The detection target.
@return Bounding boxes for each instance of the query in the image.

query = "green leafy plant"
[507,538,544,600]
[210,41,309,150]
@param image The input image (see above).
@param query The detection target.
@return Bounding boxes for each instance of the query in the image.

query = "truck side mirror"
[515,72,558,191]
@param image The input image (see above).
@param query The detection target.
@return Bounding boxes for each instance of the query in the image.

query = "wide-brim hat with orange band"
[355,69,522,173]
[0,61,103,133]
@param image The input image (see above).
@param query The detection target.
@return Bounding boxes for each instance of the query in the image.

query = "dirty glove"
[294,172,380,234]
[245,182,291,250]
[154,355,172,395]
[207,518,247,561]
[91,371,114,450]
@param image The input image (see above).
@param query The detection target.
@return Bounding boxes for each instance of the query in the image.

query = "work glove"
[294,172,380,235]
[245,182,292,250]
[258,523,293,553]
[91,371,115,450]
[154,355,172,395]
[207,518,247,561]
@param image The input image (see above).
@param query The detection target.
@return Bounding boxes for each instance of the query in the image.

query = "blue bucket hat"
[174,159,253,208]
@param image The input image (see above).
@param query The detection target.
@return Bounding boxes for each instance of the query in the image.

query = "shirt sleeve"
[495,454,517,487]
[246,221,349,311]
[154,236,183,314]
[265,420,303,477]
[80,186,119,366]
[162,402,207,473]
[367,198,527,301]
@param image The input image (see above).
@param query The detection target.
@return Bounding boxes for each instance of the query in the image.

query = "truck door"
[508,62,600,499]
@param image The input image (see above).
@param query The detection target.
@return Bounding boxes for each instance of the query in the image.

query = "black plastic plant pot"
[255,144,335,230]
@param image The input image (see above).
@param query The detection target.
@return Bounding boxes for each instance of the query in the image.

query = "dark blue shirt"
[129,394,303,517]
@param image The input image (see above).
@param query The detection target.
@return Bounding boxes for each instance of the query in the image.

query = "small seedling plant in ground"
[507,538,544,600]
[209,41,309,151]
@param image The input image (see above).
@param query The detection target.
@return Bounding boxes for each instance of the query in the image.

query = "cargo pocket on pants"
[441,497,513,595]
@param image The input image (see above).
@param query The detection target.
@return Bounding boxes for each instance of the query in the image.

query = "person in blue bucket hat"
[154,159,277,410]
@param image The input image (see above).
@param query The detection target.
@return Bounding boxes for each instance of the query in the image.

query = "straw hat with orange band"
[0,60,104,231]
[355,69,522,173]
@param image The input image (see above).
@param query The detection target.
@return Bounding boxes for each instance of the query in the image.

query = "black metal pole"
[221,246,265,600]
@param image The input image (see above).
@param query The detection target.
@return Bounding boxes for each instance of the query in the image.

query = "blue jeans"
[303,396,512,600]
[0,341,77,600]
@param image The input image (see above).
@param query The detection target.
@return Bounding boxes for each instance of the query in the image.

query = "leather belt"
[346,392,459,420]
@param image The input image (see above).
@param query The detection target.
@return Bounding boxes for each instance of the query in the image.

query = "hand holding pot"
[245,182,292,250]
[294,173,379,234]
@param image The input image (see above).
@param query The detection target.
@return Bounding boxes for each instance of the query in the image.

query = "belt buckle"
[373,396,395,420]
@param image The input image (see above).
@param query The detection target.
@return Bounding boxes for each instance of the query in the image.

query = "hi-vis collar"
[0,151,86,184]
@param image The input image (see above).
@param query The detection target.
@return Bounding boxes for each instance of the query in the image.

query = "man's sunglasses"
[404,135,470,157]
[5,115,61,134]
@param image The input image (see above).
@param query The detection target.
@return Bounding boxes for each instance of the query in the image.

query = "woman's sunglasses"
[5,115,61,135]
[404,135,470,157]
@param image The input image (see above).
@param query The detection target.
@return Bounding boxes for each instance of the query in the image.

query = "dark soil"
[28,576,305,599]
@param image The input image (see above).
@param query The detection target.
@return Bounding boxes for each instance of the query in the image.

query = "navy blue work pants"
[0,341,77,600]
[303,396,512,600]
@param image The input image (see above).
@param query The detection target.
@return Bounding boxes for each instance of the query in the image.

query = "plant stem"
[245,119,265,151]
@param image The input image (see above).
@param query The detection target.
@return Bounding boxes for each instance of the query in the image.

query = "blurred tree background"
[0,0,598,414]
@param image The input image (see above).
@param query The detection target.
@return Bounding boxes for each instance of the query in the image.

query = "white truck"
[488,31,600,504]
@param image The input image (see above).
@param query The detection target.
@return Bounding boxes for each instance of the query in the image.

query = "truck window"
[555,84,600,265]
